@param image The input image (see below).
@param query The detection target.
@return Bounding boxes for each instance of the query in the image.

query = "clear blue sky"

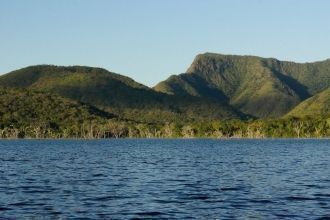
[1,0,330,86]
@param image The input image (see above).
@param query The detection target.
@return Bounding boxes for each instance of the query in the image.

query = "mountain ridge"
[0,53,329,120]
[0,64,244,122]
[155,53,330,118]
[0,54,329,138]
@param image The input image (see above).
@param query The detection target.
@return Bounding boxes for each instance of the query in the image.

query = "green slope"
[285,88,330,118]
[0,65,149,109]
[0,65,243,122]
[154,53,330,118]
[0,89,113,132]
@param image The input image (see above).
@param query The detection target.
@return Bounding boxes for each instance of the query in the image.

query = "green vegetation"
[155,53,330,118]
[0,53,329,139]
[0,93,329,138]
[0,65,242,122]
[286,88,330,118]
[0,89,114,138]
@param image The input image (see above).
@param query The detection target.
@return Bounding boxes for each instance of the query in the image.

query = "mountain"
[155,53,330,118]
[285,88,330,118]
[0,60,329,138]
[1,54,329,122]
[0,65,242,122]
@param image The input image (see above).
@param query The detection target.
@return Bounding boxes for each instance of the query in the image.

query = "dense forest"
[0,53,329,138]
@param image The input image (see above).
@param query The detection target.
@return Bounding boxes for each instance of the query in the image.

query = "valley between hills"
[0,53,329,138]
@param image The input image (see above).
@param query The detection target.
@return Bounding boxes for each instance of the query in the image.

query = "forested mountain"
[155,53,330,118]
[0,53,329,138]
[0,65,242,123]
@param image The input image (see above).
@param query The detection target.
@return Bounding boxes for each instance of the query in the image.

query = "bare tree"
[181,125,195,138]
[293,121,304,138]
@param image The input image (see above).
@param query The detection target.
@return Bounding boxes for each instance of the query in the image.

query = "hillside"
[0,89,115,137]
[0,65,243,122]
[0,62,329,138]
[285,88,330,118]
[1,55,329,122]
[154,53,330,118]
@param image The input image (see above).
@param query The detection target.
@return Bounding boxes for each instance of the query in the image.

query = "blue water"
[0,139,329,219]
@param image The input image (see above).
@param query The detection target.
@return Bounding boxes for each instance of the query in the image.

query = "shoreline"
[0,137,329,141]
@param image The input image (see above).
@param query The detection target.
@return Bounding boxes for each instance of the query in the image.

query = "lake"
[0,139,329,219]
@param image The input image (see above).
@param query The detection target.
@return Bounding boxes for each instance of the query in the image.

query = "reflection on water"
[0,139,329,219]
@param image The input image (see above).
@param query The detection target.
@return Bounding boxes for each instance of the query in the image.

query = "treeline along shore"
[0,117,329,139]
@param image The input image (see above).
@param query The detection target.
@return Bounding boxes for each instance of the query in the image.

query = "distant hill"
[155,53,330,118]
[0,65,149,109]
[0,65,243,122]
[285,88,330,118]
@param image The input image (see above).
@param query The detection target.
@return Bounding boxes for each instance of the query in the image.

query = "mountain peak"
[186,52,275,74]
[157,52,330,118]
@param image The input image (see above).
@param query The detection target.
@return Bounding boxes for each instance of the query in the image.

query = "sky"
[1,0,330,86]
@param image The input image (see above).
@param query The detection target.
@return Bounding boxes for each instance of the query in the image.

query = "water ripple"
[0,139,329,219]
